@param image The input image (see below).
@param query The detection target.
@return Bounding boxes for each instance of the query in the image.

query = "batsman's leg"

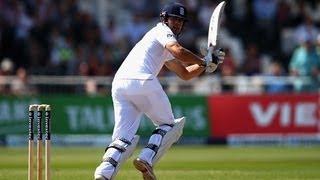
[94,135,139,180]
[95,79,142,180]
[152,117,185,164]
[134,117,185,180]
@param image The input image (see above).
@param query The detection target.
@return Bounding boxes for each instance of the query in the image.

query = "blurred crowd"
[0,0,320,94]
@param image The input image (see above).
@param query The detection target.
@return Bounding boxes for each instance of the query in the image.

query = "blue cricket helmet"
[160,2,188,21]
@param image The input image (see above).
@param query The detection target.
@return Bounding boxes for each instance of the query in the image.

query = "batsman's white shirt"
[111,23,177,141]
[114,23,176,79]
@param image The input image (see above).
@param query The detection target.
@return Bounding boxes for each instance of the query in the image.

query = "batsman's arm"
[165,59,205,80]
[165,42,205,66]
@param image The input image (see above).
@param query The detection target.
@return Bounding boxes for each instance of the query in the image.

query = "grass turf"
[0,145,319,180]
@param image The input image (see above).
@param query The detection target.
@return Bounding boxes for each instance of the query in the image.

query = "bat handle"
[208,45,214,54]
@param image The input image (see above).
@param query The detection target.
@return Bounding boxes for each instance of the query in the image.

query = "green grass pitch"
[0,145,320,179]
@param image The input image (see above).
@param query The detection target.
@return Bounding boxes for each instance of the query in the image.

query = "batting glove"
[203,48,225,73]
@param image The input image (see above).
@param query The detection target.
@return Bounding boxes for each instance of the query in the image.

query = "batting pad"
[111,135,139,180]
[95,135,139,180]
[152,117,185,164]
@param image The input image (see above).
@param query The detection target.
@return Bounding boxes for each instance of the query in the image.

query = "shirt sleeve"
[156,23,177,47]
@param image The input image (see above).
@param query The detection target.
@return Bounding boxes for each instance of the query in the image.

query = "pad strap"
[152,123,173,137]
[103,157,118,167]
[107,144,126,153]
[104,138,130,152]
[152,129,167,137]
[119,137,132,145]
[145,143,159,152]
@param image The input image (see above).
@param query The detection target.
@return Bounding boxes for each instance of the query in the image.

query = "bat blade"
[208,1,226,48]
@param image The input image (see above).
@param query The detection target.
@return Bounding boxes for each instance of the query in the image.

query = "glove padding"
[203,48,225,73]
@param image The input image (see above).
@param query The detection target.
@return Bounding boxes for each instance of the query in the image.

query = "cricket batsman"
[94,2,225,180]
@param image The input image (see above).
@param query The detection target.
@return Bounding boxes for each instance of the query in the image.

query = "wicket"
[28,104,51,180]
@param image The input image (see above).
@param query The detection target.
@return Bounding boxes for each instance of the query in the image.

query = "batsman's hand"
[203,48,225,73]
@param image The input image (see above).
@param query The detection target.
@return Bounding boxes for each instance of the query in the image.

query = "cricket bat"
[208,1,226,53]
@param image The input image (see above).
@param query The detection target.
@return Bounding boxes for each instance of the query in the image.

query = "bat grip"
[208,46,214,55]
[205,46,214,63]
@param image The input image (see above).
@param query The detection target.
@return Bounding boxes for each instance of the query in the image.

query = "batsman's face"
[167,16,184,35]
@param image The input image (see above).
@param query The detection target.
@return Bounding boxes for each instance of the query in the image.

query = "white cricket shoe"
[133,158,157,180]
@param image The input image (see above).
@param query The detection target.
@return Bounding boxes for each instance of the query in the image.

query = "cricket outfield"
[0,145,319,180]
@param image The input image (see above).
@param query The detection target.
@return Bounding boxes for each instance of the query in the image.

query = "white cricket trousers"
[111,78,175,141]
